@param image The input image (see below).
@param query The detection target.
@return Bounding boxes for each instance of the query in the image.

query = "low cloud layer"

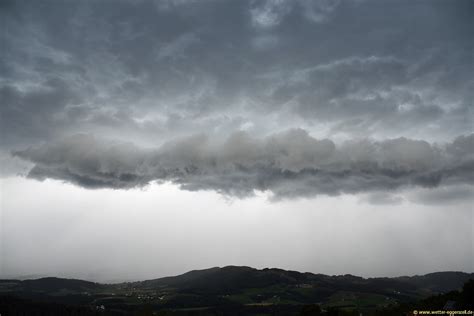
[14,131,474,198]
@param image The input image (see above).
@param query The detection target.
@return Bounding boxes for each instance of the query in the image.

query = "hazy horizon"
[3,260,474,284]
[1,0,473,284]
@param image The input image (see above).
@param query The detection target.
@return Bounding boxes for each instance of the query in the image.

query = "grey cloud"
[250,0,343,28]
[14,131,474,198]
[155,33,200,61]
[406,185,474,206]
[0,150,32,177]
[360,192,405,205]
[264,55,472,139]
[298,0,341,23]
[1,0,473,152]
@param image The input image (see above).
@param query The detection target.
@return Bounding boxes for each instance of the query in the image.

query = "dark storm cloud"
[261,53,472,138]
[1,0,473,149]
[14,131,474,198]
[1,0,473,200]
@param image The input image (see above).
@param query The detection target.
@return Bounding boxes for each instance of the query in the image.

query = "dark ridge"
[1,267,472,315]
[19,277,102,292]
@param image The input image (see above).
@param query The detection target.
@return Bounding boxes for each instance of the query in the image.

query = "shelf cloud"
[14,131,474,198]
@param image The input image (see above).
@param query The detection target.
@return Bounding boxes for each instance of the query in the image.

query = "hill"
[136,266,472,297]
[0,267,472,315]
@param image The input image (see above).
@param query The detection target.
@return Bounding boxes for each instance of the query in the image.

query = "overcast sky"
[0,0,473,282]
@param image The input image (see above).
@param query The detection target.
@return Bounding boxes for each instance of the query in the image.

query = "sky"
[0,0,473,282]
